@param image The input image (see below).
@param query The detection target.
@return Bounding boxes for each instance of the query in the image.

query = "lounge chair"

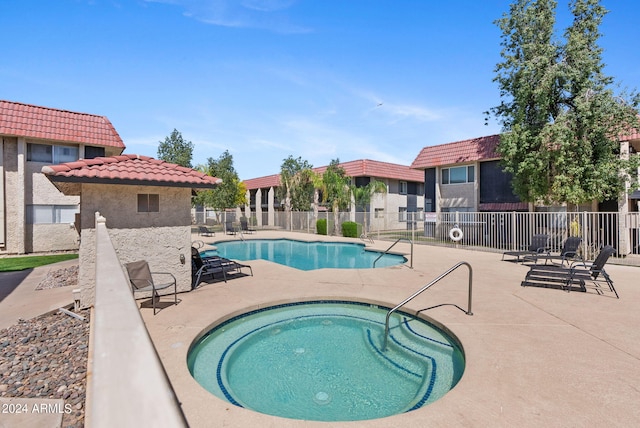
[525,236,582,266]
[191,247,253,289]
[198,225,215,237]
[225,220,236,235]
[240,219,256,234]
[521,245,618,298]
[502,234,549,262]
[125,260,178,315]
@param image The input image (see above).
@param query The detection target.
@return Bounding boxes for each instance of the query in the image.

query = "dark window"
[479,161,520,204]
[355,177,370,188]
[85,146,105,159]
[137,194,159,212]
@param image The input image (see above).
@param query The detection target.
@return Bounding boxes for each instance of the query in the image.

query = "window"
[27,205,79,224]
[27,143,79,163]
[399,181,408,195]
[441,165,475,184]
[398,207,407,222]
[85,146,105,159]
[374,208,384,218]
[137,194,159,212]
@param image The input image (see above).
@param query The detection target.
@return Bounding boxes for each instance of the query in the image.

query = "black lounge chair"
[525,236,582,266]
[521,245,618,298]
[125,260,178,315]
[225,220,236,235]
[502,234,549,262]
[240,219,256,234]
[198,225,215,237]
[191,247,253,289]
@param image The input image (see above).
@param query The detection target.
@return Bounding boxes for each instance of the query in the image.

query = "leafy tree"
[490,0,640,205]
[193,150,246,218]
[157,129,194,168]
[277,156,315,230]
[351,179,387,236]
[319,159,351,235]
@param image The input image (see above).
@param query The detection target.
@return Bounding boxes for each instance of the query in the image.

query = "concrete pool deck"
[141,231,640,427]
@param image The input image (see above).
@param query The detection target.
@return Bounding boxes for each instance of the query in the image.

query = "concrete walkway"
[0,259,78,331]
[143,231,640,427]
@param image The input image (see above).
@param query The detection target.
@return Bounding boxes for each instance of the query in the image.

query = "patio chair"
[125,260,178,315]
[240,219,256,234]
[198,225,215,237]
[521,245,618,298]
[525,236,583,266]
[191,247,253,289]
[502,234,549,262]
[225,220,236,235]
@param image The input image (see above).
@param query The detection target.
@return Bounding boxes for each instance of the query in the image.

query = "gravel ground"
[0,265,88,428]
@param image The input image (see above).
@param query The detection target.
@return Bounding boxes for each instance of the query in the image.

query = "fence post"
[581,211,588,258]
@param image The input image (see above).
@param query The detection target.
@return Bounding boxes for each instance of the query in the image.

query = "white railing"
[87,212,187,427]
[195,210,640,265]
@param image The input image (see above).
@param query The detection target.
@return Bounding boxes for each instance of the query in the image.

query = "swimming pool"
[202,239,406,270]
[187,301,465,422]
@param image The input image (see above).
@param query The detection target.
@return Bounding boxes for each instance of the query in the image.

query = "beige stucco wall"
[78,183,193,308]
[25,161,80,253]
[2,138,26,253]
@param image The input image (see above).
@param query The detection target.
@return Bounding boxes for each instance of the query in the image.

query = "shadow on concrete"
[0,269,33,303]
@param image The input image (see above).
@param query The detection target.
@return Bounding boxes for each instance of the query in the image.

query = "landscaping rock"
[0,308,89,427]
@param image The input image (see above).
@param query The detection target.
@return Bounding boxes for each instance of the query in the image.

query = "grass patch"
[0,254,78,272]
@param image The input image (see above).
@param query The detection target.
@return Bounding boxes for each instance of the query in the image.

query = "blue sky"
[1,1,638,179]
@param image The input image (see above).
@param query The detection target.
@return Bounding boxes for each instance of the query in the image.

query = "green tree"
[157,129,194,168]
[490,0,640,205]
[319,159,351,235]
[351,179,387,236]
[193,150,246,218]
[277,156,315,230]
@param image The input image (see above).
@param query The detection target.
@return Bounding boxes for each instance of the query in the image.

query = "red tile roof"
[42,154,221,188]
[243,159,423,190]
[411,135,501,169]
[479,202,529,211]
[622,130,640,141]
[0,100,125,149]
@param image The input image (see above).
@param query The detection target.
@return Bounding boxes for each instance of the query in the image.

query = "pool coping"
[142,230,640,427]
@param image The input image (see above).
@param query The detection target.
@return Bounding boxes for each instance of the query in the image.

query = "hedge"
[316,218,327,235]
[341,221,359,238]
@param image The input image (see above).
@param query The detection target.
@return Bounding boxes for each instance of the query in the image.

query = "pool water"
[187,301,465,422]
[202,239,406,270]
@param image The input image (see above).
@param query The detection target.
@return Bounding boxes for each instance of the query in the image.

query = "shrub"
[341,221,359,238]
[316,219,327,235]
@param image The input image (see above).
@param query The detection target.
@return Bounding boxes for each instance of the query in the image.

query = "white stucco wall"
[78,183,193,308]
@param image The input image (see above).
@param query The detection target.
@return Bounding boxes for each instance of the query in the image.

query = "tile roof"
[42,154,221,189]
[478,202,529,212]
[0,100,125,149]
[243,159,423,190]
[411,135,501,169]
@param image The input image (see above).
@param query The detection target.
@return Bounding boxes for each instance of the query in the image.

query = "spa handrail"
[373,238,413,269]
[382,261,473,351]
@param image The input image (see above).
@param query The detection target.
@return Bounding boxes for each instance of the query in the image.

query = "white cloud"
[143,0,311,33]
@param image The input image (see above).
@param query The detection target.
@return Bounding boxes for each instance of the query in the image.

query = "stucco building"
[42,154,221,307]
[0,100,125,254]
[411,133,640,214]
[242,159,424,231]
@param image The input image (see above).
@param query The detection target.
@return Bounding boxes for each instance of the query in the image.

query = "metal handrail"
[382,261,473,351]
[373,238,413,268]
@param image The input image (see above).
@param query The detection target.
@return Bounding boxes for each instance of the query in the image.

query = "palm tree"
[351,180,387,237]
[319,159,351,235]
